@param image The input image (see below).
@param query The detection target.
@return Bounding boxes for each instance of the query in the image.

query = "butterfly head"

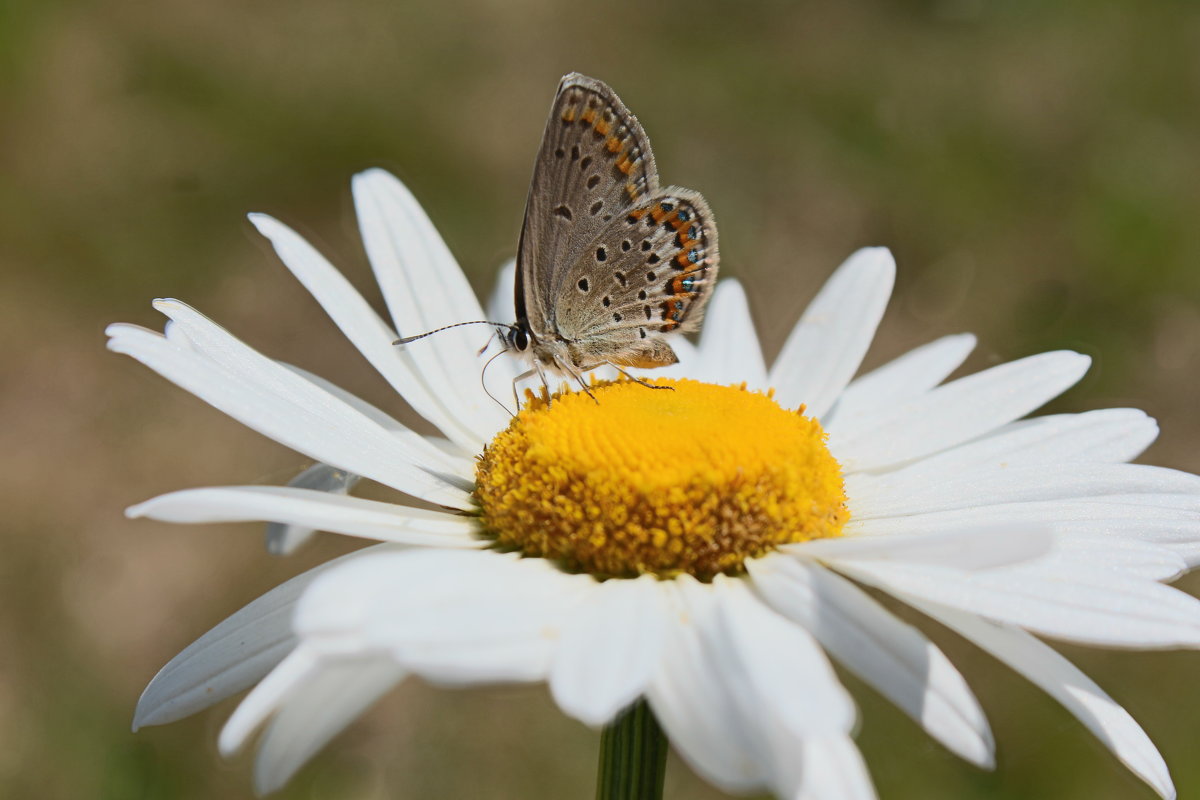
[504,322,572,373]
[504,323,531,353]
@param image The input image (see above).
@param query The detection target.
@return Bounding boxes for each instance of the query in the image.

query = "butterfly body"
[508,73,719,380]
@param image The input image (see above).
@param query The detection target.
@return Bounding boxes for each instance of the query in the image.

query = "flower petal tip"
[218,714,257,758]
[950,332,977,347]
[104,322,129,339]
[351,167,399,196]
[852,246,896,272]
[973,742,997,771]
[151,298,184,316]
[353,166,393,183]
[246,212,278,233]
[131,696,166,732]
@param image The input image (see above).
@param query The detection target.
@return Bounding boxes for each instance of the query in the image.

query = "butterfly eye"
[510,328,530,351]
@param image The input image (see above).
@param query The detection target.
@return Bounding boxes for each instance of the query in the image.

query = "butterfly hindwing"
[554,187,719,363]
[515,73,660,337]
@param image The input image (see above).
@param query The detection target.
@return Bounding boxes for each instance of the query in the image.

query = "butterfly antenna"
[394,320,516,346]
[480,349,515,417]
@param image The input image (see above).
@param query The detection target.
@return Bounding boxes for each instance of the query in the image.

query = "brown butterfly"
[402,73,719,395]
[501,72,720,391]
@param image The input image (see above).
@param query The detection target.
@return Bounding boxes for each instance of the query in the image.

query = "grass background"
[2,0,1199,797]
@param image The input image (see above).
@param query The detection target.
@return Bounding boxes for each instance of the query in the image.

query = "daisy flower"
[111,168,1200,799]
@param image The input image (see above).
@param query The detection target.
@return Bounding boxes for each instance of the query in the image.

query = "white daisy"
[112,168,1200,800]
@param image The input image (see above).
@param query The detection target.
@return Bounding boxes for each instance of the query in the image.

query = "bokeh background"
[3,0,1199,798]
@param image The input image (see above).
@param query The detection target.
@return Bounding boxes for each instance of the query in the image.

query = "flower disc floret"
[474,379,849,579]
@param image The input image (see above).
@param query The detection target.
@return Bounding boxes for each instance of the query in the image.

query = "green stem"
[595,699,668,800]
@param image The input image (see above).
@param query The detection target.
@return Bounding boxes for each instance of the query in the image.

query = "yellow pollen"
[474,379,849,580]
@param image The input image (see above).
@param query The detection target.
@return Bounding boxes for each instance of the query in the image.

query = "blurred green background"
[2,0,1199,797]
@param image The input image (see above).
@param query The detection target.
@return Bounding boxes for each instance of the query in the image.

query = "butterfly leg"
[510,367,538,410]
[559,360,598,403]
[477,329,500,357]
[609,363,675,391]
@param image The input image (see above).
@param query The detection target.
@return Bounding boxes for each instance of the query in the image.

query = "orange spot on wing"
[595,119,611,135]
[562,107,576,123]
[581,108,597,124]
[616,155,633,175]
[606,136,623,153]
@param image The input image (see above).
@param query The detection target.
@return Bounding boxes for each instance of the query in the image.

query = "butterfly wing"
[515,73,660,338]
[553,187,719,368]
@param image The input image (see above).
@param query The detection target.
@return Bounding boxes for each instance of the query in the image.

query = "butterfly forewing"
[516,73,660,336]
[555,188,719,355]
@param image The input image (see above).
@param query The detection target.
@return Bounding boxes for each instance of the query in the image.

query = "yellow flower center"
[474,379,849,580]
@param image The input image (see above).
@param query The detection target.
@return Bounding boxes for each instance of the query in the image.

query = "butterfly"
[399,73,719,396]
[501,72,719,390]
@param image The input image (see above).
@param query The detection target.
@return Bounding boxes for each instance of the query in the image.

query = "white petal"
[846,502,1190,580]
[296,550,587,685]
[694,280,769,389]
[849,498,1200,539]
[850,505,1200,578]
[132,549,376,729]
[487,258,517,324]
[858,408,1159,482]
[791,524,1053,572]
[707,579,859,737]
[1090,492,1200,511]
[220,646,320,755]
[265,463,360,556]
[158,303,470,477]
[850,463,1200,520]
[913,601,1175,800]
[1165,540,1200,567]
[352,169,513,440]
[128,486,482,547]
[646,579,765,793]
[1043,534,1186,582]
[827,333,976,435]
[282,363,477,470]
[839,560,1200,648]
[831,351,1091,472]
[665,336,702,377]
[248,213,490,452]
[967,408,1157,465]
[254,655,406,794]
[549,575,666,727]
[107,311,470,509]
[794,737,878,800]
[770,248,895,417]
[748,556,993,767]
[704,578,864,800]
